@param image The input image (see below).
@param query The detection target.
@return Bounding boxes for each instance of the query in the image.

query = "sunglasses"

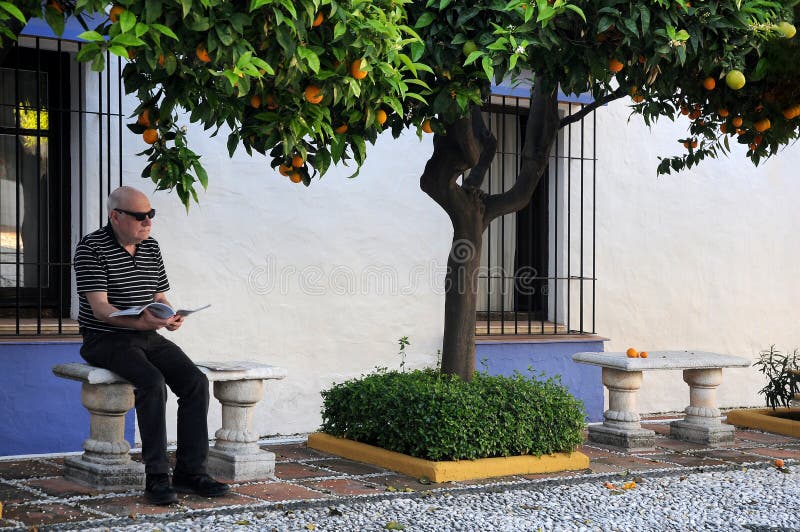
[114,208,156,221]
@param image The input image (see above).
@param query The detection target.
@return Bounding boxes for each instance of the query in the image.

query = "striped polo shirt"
[74,223,170,333]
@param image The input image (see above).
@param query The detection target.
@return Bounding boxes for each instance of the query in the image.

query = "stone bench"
[52,361,287,489]
[572,351,749,450]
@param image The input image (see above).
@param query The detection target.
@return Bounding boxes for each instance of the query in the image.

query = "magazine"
[109,303,210,319]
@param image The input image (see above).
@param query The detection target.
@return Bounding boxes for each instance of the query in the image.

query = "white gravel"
[79,465,800,532]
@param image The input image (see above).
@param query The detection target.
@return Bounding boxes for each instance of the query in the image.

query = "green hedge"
[319,369,586,461]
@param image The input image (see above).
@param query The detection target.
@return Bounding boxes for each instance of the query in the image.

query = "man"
[73,186,228,505]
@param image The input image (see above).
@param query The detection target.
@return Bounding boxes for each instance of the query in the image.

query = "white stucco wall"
[595,98,800,414]
[124,119,450,440]
[109,93,799,443]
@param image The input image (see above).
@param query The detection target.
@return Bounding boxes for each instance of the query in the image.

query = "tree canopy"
[2,0,797,205]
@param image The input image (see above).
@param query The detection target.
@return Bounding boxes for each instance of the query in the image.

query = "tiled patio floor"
[0,422,797,530]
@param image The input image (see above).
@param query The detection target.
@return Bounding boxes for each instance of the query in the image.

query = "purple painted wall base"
[0,341,136,456]
[476,338,605,423]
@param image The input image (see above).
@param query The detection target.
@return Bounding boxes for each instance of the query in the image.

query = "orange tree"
[4,0,798,380]
[390,0,799,379]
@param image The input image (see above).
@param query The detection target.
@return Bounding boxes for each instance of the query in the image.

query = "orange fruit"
[289,172,303,183]
[421,119,433,134]
[350,59,368,80]
[312,12,324,27]
[265,94,278,110]
[732,116,743,128]
[195,43,211,63]
[291,155,304,168]
[754,134,763,145]
[109,4,124,22]
[775,459,785,468]
[718,108,729,118]
[640,351,649,358]
[632,93,644,103]
[608,58,624,73]
[626,347,639,358]
[250,94,262,109]
[278,164,292,176]
[142,128,158,144]
[376,109,387,126]
[157,53,166,67]
[702,76,716,90]
[689,109,701,120]
[720,124,728,134]
[754,118,771,132]
[137,109,151,127]
[334,124,348,134]
[680,105,690,116]
[304,85,323,104]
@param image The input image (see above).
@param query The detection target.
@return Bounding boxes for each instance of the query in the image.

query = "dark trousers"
[81,330,210,475]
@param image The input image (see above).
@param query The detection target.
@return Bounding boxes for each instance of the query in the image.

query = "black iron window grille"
[0,35,124,336]
[477,94,597,336]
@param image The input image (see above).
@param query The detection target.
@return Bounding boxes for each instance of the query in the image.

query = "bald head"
[107,186,148,216]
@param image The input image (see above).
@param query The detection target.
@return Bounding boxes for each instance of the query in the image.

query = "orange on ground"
[142,129,158,144]
[376,109,387,126]
[350,59,368,80]
[775,459,785,468]
[250,94,262,109]
[291,155,304,168]
[732,116,743,128]
[334,124,348,134]
[312,12,324,27]
[640,351,648,358]
[626,347,639,358]
[289,172,303,183]
[109,4,124,22]
[278,164,292,176]
[608,58,624,73]
[702,77,716,90]
[754,118,771,132]
[421,119,433,134]
[195,43,211,63]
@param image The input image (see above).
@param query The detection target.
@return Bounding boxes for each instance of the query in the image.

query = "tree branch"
[559,87,627,129]
[482,82,560,225]
[462,106,497,191]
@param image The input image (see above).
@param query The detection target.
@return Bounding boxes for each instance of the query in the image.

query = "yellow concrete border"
[306,433,589,483]
[726,408,800,438]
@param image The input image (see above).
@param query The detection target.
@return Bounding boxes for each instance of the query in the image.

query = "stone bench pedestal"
[197,362,288,482]
[52,364,144,490]
[573,351,749,450]
[586,367,655,450]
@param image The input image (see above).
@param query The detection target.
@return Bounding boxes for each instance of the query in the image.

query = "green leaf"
[119,10,136,33]
[181,0,192,18]
[0,2,27,24]
[463,50,484,67]
[564,5,586,22]
[481,55,494,82]
[108,45,129,58]
[192,160,209,189]
[298,47,320,73]
[77,30,106,42]
[415,12,435,28]
[151,23,179,40]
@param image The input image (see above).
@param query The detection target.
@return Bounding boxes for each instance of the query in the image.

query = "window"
[477,94,597,336]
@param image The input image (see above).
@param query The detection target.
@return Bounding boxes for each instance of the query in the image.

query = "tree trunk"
[420,85,561,381]
[440,221,483,379]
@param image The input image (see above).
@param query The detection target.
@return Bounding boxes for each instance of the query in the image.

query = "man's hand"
[140,308,174,331]
[164,314,184,332]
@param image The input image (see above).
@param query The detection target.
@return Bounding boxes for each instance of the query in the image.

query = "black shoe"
[144,473,178,505]
[172,471,230,497]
